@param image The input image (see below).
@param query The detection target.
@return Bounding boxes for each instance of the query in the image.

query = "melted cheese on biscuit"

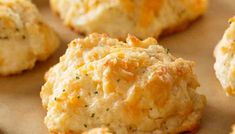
[214,16,235,95]
[41,33,206,134]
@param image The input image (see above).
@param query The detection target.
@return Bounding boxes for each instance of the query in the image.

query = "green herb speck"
[91,113,95,118]
[94,91,98,95]
[166,48,170,53]
[117,79,121,82]
[76,76,80,79]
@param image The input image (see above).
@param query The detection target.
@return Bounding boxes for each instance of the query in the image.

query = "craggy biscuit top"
[0,0,59,75]
[41,33,206,134]
[214,16,235,95]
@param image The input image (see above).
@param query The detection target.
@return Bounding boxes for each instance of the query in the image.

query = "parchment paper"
[0,0,235,133]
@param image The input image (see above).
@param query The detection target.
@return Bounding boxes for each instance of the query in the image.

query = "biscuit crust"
[0,0,59,75]
[231,125,235,134]
[50,0,207,39]
[214,16,235,95]
[41,33,206,134]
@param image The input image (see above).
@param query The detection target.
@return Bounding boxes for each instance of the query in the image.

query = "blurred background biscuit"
[0,0,60,75]
[214,16,235,95]
[50,0,207,39]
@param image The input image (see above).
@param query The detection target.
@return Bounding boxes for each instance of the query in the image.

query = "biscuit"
[214,16,235,95]
[41,33,206,134]
[0,0,59,75]
[50,0,207,39]
[231,125,235,134]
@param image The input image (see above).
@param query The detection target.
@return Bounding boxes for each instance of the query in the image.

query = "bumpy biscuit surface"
[41,33,206,134]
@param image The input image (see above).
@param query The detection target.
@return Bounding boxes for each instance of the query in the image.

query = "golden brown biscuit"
[231,125,235,134]
[41,33,206,134]
[0,0,59,75]
[214,16,235,95]
[50,0,207,39]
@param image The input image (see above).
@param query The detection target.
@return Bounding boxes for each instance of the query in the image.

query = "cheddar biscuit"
[50,0,207,39]
[41,33,206,134]
[214,17,235,95]
[0,0,59,75]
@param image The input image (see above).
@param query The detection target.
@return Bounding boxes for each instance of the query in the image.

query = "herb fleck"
[85,105,88,107]
[54,97,57,101]
[62,89,65,92]
[77,95,80,99]
[84,124,87,128]
[91,113,95,118]
[76,76,80,79]
[94,91,98,95]
[22,35,26,39]
[15,28,19,32]
[117,79,121,82]
[106,108,109,111]
[166,48,170,53]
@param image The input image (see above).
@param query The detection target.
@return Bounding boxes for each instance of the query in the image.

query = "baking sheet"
[0,0,235,133]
